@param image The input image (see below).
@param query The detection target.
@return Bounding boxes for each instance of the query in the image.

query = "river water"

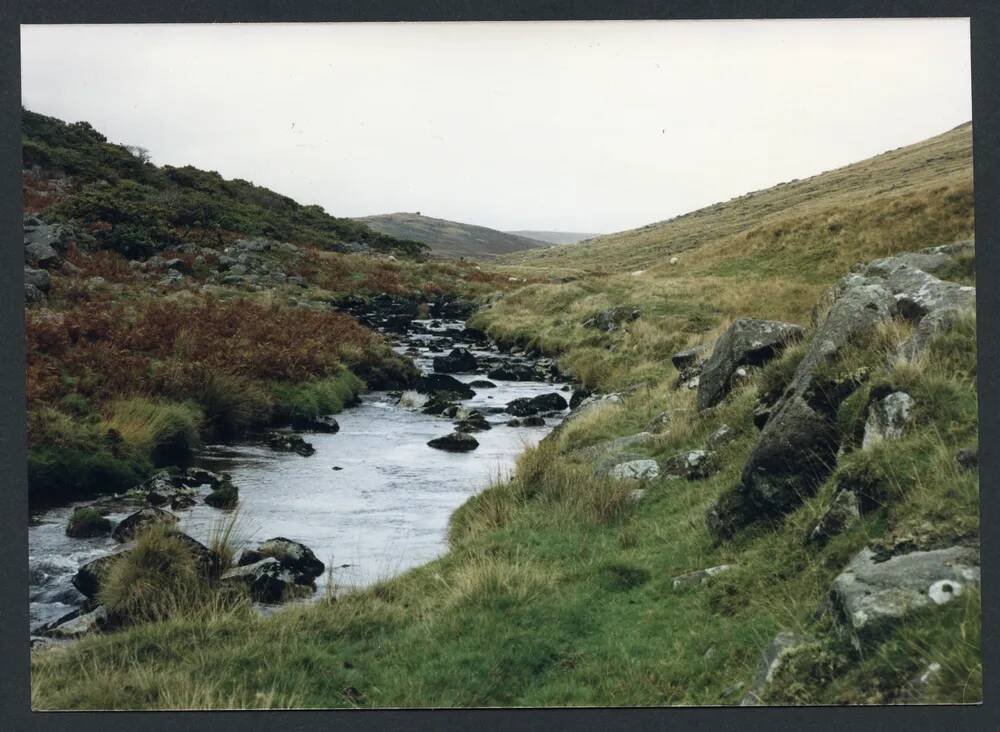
[28,319,567,630]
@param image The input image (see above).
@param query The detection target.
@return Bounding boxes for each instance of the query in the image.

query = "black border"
[1,2,997,730]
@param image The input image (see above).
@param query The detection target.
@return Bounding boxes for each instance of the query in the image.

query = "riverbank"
[29,315,573,632]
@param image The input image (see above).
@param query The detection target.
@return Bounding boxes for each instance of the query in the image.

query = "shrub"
[65,507,112,538]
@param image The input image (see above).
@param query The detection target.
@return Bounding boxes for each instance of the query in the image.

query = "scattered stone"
[112,507,179,543]
[180,467,222,488]
[45,606,109,639]
[662,450,716,480]
[468,380,497,389]
[645,411,671,433]
[697,319,804,411]
[572,432,656,460]
[740,631,813,705]
[609,459,660,481]
[862,391,914,449]
[72,552,132,598]
[583,306,640,332]
[955,447,978,470]
[455,412,492,433]
[433,347,478,373]
[265,432,316,456]
[671,346,706,370]
[25,240,60,267]
[427,432,479,452]
[806,490,861,546]
[65,507,112,538]
[707,424,735,450]
[506,392,568,416]
[24,266,51,292]
[416,373,476,399]
[239,537,325,580]
[672,564,734,589]
[291,414,341,433]
[221,558,300,603]
[569,389,592,409]
[486,364,538,382]
[830,545,980,646]
[204,476,239,509]
[559,393,624,428]
[25,282,47,305]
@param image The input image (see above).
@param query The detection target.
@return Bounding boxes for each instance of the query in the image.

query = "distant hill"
[506,230,599,245]
[356,212,546,259]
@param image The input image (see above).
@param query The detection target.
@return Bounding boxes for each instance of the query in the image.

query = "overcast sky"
[21,20,970,234]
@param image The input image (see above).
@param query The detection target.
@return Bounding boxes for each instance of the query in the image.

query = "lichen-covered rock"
[830,545,980,646]
[583,306,640,332]
[221,558,301,603]
[706,279,895,542]
[608,459,660,481]
[671,345,707,370]
[697,319,804,410]
[44,605,108,639]
[740,631,813,705]
[862,391,914,449]
[662,450,716,480]
[672,564,733,589]
[111,507,179,543]
[571,432,656,460]
[239,537,324,580]
[707,424,735,450]
[806,490,860,546]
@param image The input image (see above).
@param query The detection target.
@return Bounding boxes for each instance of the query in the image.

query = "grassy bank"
[474,123,973,393]
[31,309,980,708]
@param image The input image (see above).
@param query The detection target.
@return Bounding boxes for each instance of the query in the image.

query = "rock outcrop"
[706,243,975,543]
[697,319,804,411]
[829,545,980,647]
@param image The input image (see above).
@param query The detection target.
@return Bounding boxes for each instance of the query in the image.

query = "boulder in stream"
[112,507,178,543]
[239,537,325,581]
[427,432,479,452]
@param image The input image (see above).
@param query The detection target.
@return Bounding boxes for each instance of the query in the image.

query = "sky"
[20,20,971,235]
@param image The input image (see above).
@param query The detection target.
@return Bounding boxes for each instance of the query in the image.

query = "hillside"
[22,109,428,258]
[28,119,980,709]
[506,230,599,245]
[20,110,511,506]
[357,212,546,259]
[503,122,973,277]
[482,123,973,390]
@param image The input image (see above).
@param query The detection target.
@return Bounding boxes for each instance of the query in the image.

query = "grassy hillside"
[23,110,427,258]
[31,123,979,709]
[357,212,546,259]
[479,123,973,392]
[507,230,599,245]
[21,111,513,505]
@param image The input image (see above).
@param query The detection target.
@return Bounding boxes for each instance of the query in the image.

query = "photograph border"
[1,1,996,730]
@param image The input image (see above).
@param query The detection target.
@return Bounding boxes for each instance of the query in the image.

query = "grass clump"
[103,397,202,464]
[272,371,363,426]
[65,506,112,538]
[97,525,219,624]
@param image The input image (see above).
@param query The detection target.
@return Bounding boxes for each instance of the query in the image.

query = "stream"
[28,318,569,631]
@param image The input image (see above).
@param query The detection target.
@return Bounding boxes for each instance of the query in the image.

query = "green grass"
[271,372,364,425]
[31,315,980,708]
